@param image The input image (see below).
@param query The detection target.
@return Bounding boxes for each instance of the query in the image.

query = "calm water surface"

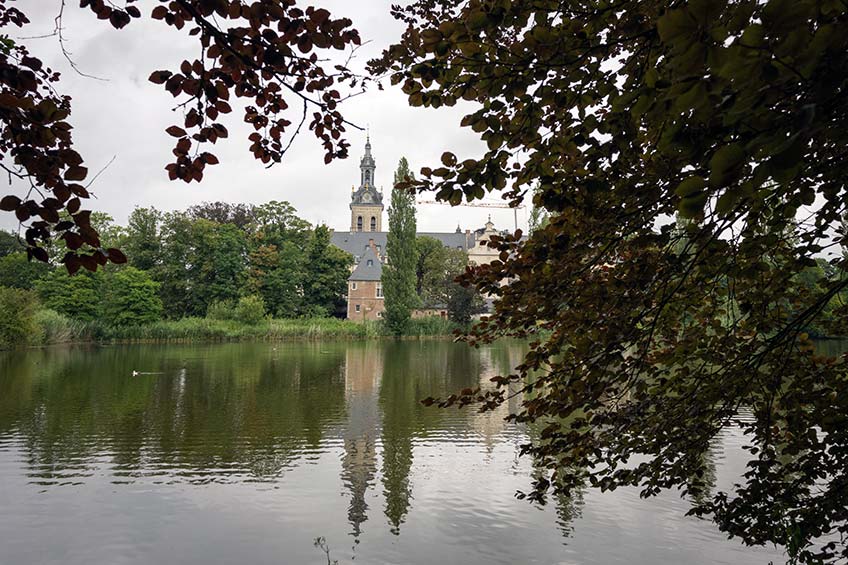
[0,340,793,564]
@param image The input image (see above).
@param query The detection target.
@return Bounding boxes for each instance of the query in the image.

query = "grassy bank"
[14,310,461,348]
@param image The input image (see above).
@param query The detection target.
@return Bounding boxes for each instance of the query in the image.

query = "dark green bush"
[102,267,163,326]
[234,294,266,325]
[0,287,39,348]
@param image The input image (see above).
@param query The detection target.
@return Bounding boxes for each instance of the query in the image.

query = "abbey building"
[330,137,503,321]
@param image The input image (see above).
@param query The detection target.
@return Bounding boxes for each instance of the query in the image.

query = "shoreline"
[1,314,465,351]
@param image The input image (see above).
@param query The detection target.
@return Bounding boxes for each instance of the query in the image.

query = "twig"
[84,154,117,192]
[54,0,109,81]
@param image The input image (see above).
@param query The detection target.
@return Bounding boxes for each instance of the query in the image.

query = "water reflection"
[0,340,799,565]
[0,344,350,487]
[0,342,519,538]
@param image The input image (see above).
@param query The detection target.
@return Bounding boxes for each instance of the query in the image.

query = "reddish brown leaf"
[64,166,88,181]
[149,70,173,84]
[107,248,128,264]
[64,254,81,275]
[63,232,84,250]
[67,198,81,214]
[80,254,98,272]
[0,195,21,211]
[20,56,43,71]
[109,10,131,29]
[29,246,48,263]
[166,125,187,137]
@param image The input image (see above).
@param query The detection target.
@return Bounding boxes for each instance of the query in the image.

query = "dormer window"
[367,259,374,266]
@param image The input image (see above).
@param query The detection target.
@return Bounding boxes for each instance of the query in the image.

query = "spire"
[360,133,376,188]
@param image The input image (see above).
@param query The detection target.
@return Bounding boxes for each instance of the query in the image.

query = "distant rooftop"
[330,231,476,258]
[348,246,382,281]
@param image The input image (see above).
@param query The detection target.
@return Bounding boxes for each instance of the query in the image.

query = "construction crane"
[416,200,526,232]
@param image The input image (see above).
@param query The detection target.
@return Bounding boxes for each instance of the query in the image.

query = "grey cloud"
[2,1,525,237]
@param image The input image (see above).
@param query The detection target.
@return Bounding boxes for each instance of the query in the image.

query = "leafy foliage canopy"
[373,0,848,561]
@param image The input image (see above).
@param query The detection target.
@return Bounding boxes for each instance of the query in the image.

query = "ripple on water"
[0,341,800,565]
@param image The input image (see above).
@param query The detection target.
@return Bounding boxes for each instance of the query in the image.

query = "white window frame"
[355,304,361,313]
[376,283,383,298]
[351,282,357,291]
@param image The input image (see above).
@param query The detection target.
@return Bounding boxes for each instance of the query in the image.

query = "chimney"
[368,238,378,255]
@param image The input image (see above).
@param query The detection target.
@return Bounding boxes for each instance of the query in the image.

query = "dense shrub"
[102,267,163,326]
[0,253,50,289]
[0,287,39,348]
[234,294,266,325]
[36,269,102,321]
[206,299,236,321]
[401,316,459,337]
[299,304,330,319]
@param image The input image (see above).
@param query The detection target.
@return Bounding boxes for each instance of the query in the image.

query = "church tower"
[350,135,384,232]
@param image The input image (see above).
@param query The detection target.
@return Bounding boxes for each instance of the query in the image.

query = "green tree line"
[0,201,354,347]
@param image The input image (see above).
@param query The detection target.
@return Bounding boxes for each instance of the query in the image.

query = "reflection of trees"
[685,440,718,509]
[469,343,528,447]
[0,340,586,542]
[524,401,587,543]
[379,343,415,535]
[378,341,486,534]
[0,343,347,485]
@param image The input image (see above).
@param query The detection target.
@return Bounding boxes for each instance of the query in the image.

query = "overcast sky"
[3,1,526,235]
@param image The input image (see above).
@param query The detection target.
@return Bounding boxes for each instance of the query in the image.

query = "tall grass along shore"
[1,309,460,349]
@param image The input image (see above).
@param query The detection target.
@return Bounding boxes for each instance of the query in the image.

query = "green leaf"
[709,144,745,188]
[678,192,709,218]
[675,176,706,198]
[715,190,738,216]
[657,9,697,44]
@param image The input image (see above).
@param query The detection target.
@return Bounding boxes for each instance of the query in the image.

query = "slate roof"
[348,246,382,281]
[330,231,475,258]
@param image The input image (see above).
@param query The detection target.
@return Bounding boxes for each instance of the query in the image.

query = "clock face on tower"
[363,192,372,203]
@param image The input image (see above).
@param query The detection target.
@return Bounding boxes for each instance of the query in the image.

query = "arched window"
[357,216,363,231]
[365,170,371,184]
[370,216,377,231]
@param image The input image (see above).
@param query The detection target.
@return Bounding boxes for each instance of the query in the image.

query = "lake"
[0,341,788,564]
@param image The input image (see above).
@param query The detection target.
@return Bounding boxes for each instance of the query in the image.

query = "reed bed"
[15,311,460,348]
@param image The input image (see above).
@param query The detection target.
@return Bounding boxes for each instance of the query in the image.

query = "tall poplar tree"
[383,158,419,335]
